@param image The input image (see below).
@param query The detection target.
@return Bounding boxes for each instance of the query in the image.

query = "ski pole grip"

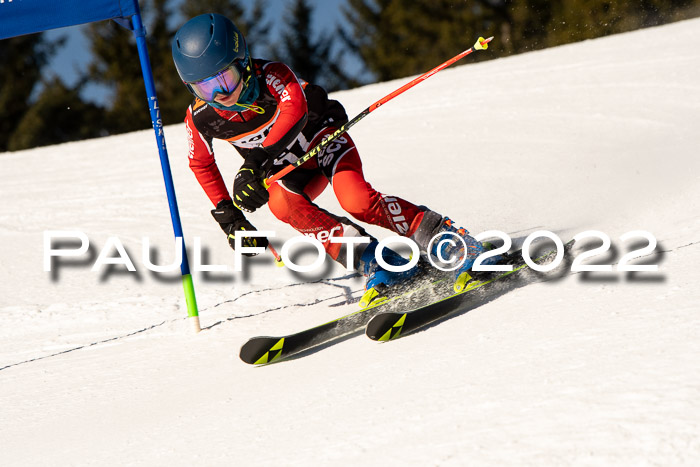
[263,165,289,188]
[263,164,295,188]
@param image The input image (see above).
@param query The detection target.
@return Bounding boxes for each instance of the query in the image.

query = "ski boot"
[358,240,420,309]
[411,211,504,293]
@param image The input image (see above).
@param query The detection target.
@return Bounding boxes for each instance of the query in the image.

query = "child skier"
[171,13,495,299]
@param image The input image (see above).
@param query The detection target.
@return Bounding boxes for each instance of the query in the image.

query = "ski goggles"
[186,60,246,102]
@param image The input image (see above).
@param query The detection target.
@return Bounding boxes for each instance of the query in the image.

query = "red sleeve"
[261,62,308,155]
[185,105,231,206]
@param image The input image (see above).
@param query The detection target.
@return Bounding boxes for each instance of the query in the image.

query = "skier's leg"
[311,128,501,283]
[267,172,369,270]
[300,131,424,290]
[326,146,425,236]
[268,167,415,294]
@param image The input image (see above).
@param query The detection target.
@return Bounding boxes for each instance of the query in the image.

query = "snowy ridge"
[1,18,700,465]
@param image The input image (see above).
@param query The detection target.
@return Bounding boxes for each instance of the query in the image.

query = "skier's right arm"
[185,106,269,256]
[185,105,230,207]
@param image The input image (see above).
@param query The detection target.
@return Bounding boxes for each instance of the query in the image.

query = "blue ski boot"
[358,240,419,308]
[411,211,503,292]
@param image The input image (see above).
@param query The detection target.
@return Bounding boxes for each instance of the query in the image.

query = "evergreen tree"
[342,0,496,82]
[85,13,152,134]
[273,0,350,91]
[547,0,634,45]
[8,80,104,151]
[84,0,203,134]
[0,34,54,152]
[504,0,553,51]
[147,0,192,125]
[342,0,700,82]
[630,0,699,27]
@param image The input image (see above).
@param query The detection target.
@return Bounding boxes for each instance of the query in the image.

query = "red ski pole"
[264,36,493,187]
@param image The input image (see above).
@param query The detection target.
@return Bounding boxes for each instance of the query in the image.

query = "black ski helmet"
[172,13,258,108]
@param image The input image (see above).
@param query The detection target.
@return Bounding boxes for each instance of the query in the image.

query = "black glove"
[233,147,271,213]
[211,200,269,256]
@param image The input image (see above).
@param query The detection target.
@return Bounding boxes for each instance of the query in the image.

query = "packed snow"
[1,18,699,466]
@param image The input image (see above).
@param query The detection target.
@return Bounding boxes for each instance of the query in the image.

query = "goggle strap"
[237,103,265,114]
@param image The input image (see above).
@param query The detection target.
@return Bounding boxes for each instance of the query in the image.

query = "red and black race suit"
[184,59,348,206]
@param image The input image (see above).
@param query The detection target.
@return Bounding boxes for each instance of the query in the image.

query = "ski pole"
[264,36,493,188]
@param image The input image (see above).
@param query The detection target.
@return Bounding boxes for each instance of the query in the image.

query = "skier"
[171,13,497,300]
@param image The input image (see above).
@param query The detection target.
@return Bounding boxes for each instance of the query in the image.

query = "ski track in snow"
[1,19,700,466]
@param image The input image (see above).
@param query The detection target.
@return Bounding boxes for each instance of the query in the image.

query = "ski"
[365,240,576,341]
[240,240,574,364]
[239,274,443,365]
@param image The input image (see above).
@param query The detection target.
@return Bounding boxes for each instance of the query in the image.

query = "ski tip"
[239,336,285,365]
[366,312,407,342]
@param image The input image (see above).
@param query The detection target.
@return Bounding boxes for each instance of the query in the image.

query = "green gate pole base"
[182,274,201,333]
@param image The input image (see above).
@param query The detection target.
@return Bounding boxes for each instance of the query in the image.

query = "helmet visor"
[188,61,245,101]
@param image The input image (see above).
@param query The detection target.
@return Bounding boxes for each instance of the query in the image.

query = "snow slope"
[2,18,700,466]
